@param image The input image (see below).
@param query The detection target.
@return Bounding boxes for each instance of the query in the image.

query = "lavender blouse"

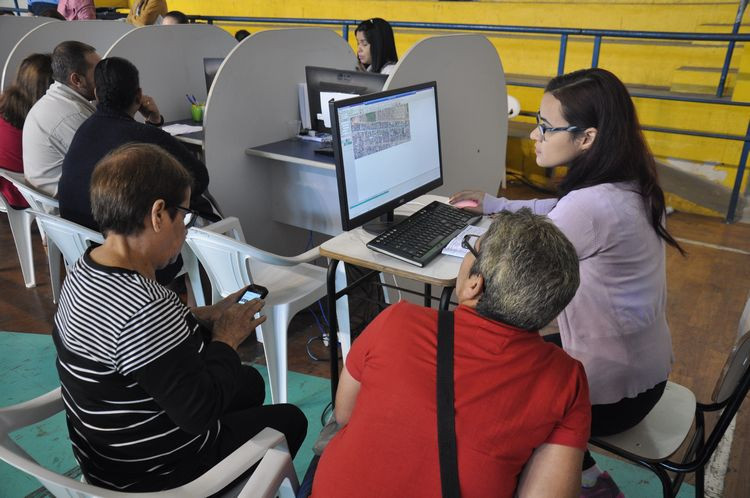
[483,182,673,404]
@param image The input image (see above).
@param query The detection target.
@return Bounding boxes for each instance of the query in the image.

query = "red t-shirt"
[0,116,28,208]
[312,301,590,498]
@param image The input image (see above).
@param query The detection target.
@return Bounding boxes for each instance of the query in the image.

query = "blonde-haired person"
[127,0,168,26]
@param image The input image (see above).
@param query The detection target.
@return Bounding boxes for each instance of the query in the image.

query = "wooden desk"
[319,194,489,402]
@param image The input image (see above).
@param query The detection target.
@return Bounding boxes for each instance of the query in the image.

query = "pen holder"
[191,103,205,123]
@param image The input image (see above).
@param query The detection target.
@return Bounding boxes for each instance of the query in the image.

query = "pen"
[190,94,197,104]
[186,94,196,105]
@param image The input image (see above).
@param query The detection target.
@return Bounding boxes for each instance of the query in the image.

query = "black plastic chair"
[590,297,750,497]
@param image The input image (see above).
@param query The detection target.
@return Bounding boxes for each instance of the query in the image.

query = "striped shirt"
[53,249,242,491]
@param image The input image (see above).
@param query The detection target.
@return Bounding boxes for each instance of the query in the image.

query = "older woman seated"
[52,143,307,492]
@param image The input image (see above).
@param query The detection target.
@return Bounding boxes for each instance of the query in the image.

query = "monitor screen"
[305,66,388,133]
[330,82,443,231]
[203,57,224,93]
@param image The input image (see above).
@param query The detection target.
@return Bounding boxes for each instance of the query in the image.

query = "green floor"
[0,331,694,497]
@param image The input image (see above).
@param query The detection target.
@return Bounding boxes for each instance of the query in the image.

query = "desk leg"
[327,259,340,405]
[439,287,454,310]
[424,283,432,307]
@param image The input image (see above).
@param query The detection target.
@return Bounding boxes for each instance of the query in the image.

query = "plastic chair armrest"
[173,428,286,496]
[237,447,299,498]
[248,245,321,267]
[0,388,63,432]
[202,216,246,241]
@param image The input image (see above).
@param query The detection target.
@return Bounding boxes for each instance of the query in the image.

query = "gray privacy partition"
[384,34,508,195]
[104,24,236,122]
[2,20,134,91]
[203,28,354,254]
[0,16,56,87]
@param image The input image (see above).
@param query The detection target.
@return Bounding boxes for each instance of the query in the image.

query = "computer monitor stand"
[362,211,407,235]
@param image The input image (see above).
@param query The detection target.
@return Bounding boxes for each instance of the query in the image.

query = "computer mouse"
[453,199,479,209]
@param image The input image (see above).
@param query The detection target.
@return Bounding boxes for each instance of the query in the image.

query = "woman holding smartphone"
[355,18,398,75]
[52,143,307,492]
[451,68,683,497]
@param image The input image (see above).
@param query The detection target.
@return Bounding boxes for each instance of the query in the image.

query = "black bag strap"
[437,310,460,498]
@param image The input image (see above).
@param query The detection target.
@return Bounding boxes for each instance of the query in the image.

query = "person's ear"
[460,272,484,303]
[578,127,598,152]
[69,72,82,89]
[150,199,167,232]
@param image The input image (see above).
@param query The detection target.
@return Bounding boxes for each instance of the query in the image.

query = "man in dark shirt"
[58,56,214,231]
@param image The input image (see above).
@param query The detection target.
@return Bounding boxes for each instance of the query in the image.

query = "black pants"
[543,333,667,470]
[176,365,308,490]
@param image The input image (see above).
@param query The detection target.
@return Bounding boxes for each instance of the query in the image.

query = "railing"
[190,10,750,101]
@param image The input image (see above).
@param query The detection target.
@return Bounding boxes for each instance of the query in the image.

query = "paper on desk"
[441,225,488,258]
[319,91,359,128]
[162,123,203,136]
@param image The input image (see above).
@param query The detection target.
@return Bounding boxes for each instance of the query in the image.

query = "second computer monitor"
[329,81,443,231]
[305,66,388,133]
[203,57,224,94]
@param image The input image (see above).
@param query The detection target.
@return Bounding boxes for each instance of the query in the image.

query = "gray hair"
[471,208,580,330]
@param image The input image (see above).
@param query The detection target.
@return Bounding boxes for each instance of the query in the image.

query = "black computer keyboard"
[366,201,481,267]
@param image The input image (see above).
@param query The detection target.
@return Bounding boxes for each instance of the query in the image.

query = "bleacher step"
[670,66,737,95]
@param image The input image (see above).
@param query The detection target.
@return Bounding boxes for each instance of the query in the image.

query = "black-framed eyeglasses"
[535,113,580,142]
[462,233,481,259]
[173,206,199,228]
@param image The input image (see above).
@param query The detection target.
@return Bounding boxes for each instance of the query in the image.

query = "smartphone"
[236,284,268,319]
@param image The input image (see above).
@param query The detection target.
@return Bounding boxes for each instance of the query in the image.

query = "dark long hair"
[547,68,684,254]
[355,18,398,73]
[0,53,53,128]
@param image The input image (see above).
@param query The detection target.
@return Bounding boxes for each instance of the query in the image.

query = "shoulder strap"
[437,309,460,498]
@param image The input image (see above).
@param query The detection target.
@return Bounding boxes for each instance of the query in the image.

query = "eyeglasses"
[462,233,481,259]
[173,206,199,228]
[535,113,580,142]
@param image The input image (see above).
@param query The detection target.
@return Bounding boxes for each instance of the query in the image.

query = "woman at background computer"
[450,67,684,497]
[355,18,398,76]
[0,53,53,209]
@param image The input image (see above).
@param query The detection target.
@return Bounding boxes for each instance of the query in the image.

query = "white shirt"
[379,63,396,76]
[23,81,96,196]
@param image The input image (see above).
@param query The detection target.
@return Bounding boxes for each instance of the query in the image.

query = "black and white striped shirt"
[53,250,242,491]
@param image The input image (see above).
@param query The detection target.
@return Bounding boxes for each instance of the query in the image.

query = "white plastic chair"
[0,388,299,498]
[0,172,37,288]
[186,217,350,404]
[507,94,521,119]
[0,171,61,296]
[31,211,104,288]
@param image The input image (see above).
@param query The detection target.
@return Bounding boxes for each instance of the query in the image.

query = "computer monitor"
[329,81,443,232]
[203,57,224,93]
[305,66,388,133]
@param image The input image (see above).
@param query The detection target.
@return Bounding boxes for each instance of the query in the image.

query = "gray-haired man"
[312,208,591,497]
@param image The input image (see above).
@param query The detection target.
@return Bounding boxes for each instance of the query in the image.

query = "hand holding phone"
[236,284,269,319]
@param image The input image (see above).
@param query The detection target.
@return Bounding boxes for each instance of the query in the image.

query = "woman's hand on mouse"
[449,190,485,214]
